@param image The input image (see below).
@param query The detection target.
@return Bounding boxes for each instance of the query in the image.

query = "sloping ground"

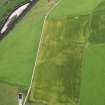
[0,0,4,4]
[89,1,105,44]
[48,0,102,19]
[80,44,105,105]
[28,0,105,105]
[80,1,105,105]
[29,16,89,105]
[0,83,18,105]
[0,0,48,87]
[0,0,104,105]
[0,0,26,20]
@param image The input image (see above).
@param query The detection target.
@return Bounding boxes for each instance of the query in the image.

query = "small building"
[18,93,24,105]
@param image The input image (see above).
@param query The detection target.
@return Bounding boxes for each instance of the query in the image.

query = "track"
[23,0,62,105]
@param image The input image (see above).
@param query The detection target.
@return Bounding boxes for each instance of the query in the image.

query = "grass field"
[80,1,105,105]
[89,0,105,44]
[28,0,105,105]
[80,44,105,105]
[29,15,89,105]
[0,0,26,20]
[48,0,102,20]
[0,83,18,105]
[0,0,105,105]
[0,0,48,87]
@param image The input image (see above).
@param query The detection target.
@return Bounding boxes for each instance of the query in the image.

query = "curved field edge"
[24,1,62,105]
[0,0,49,87]
[29,13,90,105]
[28,0,105,105]
[48,0,103,20]
[80,1,105,105]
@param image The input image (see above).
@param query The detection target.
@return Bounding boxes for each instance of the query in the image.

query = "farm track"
[23,0,62,105]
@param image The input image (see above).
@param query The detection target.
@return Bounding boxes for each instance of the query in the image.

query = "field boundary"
[23,0,61,105]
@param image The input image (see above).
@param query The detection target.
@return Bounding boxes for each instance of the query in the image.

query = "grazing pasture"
[0,0,48,87]
[29,0,105,105]
[80,1,105,105]
[0,83,18,105]
[89,0,105,44]
[80,44,105,105]
[0,0,105,105]
[48,0,103,19]
[30,15,89,105]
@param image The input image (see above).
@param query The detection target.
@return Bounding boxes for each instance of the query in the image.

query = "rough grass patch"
[30,15,89,105]
[89,1,105,44]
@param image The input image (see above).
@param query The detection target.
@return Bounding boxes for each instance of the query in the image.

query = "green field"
[80,1,105,105]
[0,83,18,105]
[0,0,48,87]
[80,44,105,105]
[0,0,105,105]
[28,0,105,105]
[89,0,105,44]
[48,0,102,19]
[29,14,89,105]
